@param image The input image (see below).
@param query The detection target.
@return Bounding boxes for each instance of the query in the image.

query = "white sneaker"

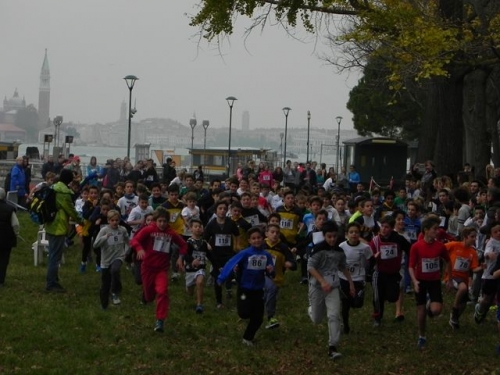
[242,339,254,346]
[112,294,121,305]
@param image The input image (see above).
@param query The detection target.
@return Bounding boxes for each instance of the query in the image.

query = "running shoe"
[474,303,486,324]
[417,337,426,350]
[328,346,342,360]
[154,319,164,333]
[265,317,280,329]
[448,313,459,330]
[195,304,204,314]
[242,339,254,346]
[112,294,121,305]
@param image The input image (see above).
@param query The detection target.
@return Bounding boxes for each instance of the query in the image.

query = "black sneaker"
[448,313,459,330]
[154,319,164,333]
[328,346,342,360]
[300,277,308,285]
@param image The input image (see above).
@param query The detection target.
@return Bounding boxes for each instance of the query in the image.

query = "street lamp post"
[335,116,343,173]
[226,96,237,176]
[202,120,210,165]
[190,115,197,169]
[124,75,139,159]
[279,132,284,167]
[53,115,63,148]
[306,110,311,163]
[282,107,291,167]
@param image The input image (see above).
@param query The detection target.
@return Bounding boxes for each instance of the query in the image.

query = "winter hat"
[59,169,74,185]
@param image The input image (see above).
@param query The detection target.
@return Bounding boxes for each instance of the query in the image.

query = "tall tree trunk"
[433,75,464,176]
[416,81,439,162]
[463,69,491,179]
[487,67,500,169]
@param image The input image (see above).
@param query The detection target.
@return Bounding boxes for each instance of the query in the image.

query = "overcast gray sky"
[1,0,359,131]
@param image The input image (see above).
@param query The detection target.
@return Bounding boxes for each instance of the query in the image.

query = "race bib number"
[453,257,470,272]
[405,227,417,241]
[106,234,122,246]
[245,215,260,227]
[380,244,397,260]
[170,212,179,223]
[247,254,267,270]
[215,234,231,247]
[263,175,270,181]
[348,262,360,275]
[422,257,440,273]
[280,219,293,230]
[192,250,206,265]
[153,236,171,253]
[312,231,324,245]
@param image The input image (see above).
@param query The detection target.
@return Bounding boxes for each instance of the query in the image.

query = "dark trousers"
[100,259,123,308]
[237,288,264,341]
[372,270,401,321]
[0,246,13,284]
[82,235,92,263]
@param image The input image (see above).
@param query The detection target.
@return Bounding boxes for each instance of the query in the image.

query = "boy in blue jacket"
[218,227,274,346]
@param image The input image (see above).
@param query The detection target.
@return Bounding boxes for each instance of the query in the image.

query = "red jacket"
[130,223,187,269]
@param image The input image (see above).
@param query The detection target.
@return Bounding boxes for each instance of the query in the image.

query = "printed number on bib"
[380,244,397,260]
[280,219,293,230]
[422,257,439,273]
[349,263,360,275]
[170,212,180,223]
[453,257,470,272]
[405,227,417,241]
[153,236,171,253]
[106,234,121,246]
[247,255,267,270]
[192,250,206,265]
[245,215,259,227]
[215,234,231,247]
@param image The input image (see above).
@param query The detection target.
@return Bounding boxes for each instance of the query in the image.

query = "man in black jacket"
[162,158,176,185]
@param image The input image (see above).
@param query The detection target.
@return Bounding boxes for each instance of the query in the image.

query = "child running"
[130,207,187,332]
[217,227,274,346]
[183,219,210,314]
[93,209,130,308]
[307,222,355,360]
[445,227,481,329]
[338,222,372,334]
[409,216,453,350]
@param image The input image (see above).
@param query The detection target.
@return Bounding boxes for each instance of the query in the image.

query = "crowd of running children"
[32,156,500,359]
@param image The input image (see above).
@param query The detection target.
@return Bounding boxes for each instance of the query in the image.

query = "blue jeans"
[46,234,66,288]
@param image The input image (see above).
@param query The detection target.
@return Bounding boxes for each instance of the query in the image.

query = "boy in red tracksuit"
[130,207,187,332]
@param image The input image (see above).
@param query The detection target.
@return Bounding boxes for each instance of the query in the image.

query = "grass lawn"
[1,212,499,375]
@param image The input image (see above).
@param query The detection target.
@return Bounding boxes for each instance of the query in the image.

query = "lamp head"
[226,96,237,107]
[282,107,291,116]
[53,115,63,126]
[202,120,210,130]
[124,75,139,90]
[190,117,197,129]
[307,110,311,120]
[335,116,343,124]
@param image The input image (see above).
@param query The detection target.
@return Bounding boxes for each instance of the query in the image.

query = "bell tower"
[38,49,51,129]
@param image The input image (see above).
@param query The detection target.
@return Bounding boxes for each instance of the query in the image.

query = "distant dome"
[3,89,26,111]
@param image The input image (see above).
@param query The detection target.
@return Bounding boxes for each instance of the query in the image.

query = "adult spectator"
[272,166,284,186]
[348,165,361,192]
[420,160,437,199]
[22,156,32,194]
[103,160,121,190]
[300,162,317,192]
[162,157,177,185]
[337,167,349,191]
[283,160,296,192]
[143,159,159,188]
[53,154,66,175]
[41,155,56,179]
[242,160,255,179]
[86,156,102,186]
[10,156,27,207]
[0,188,19,286]
[64,155,83,181]
[45,169,83,292]
[193,165,205,182]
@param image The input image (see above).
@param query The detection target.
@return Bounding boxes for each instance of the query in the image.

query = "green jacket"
[45,182,82,236]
